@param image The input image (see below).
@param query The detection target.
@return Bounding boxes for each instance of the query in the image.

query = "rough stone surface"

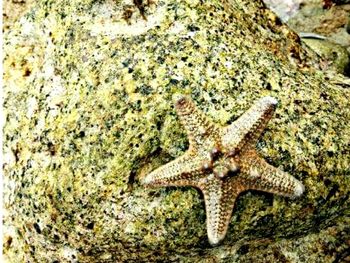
[3,0,350,262]
[301,37,350,75]
[287,0,350,49]
[3,0,35,32]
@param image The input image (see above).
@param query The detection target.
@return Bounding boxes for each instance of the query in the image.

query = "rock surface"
[287,0,350,50]
[301,36,350,75]
[3,0,350,262]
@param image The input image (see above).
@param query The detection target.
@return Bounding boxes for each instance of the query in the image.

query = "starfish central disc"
[201,147,239,179]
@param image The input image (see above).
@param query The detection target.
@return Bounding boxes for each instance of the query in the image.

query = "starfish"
[142,94,304,246]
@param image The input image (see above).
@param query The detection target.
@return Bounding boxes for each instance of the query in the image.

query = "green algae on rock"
[3,0,350,262]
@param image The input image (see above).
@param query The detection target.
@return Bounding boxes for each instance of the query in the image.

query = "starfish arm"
[240,149,304,198]
[201,176,242,245]
[142,151,206,187]
[173,94,220,149]
[221,96,277,151]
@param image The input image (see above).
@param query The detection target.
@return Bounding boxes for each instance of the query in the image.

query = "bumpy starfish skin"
[142,94,304,246]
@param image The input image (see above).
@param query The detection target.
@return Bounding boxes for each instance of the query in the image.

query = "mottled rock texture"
[3,0,350,262]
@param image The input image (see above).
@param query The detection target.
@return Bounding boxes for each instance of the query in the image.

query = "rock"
[3,0,350,262]
[3,0,35,32]
[300,35,350,75]
[262,0,302,22]
[286,0,350,54]
[333,0,350,4]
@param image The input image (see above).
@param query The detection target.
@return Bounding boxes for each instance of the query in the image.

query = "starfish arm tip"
[293,181,305,197]
[208,233,225,246]
[261,96,278,106]
[141,174,154,185]
[172,93,188,106]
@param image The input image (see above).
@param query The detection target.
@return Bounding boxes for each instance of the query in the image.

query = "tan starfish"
[142,94,304,246]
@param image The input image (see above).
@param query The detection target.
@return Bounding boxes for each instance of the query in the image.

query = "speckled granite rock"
[3,0,350,262]
[3,0,35,32]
